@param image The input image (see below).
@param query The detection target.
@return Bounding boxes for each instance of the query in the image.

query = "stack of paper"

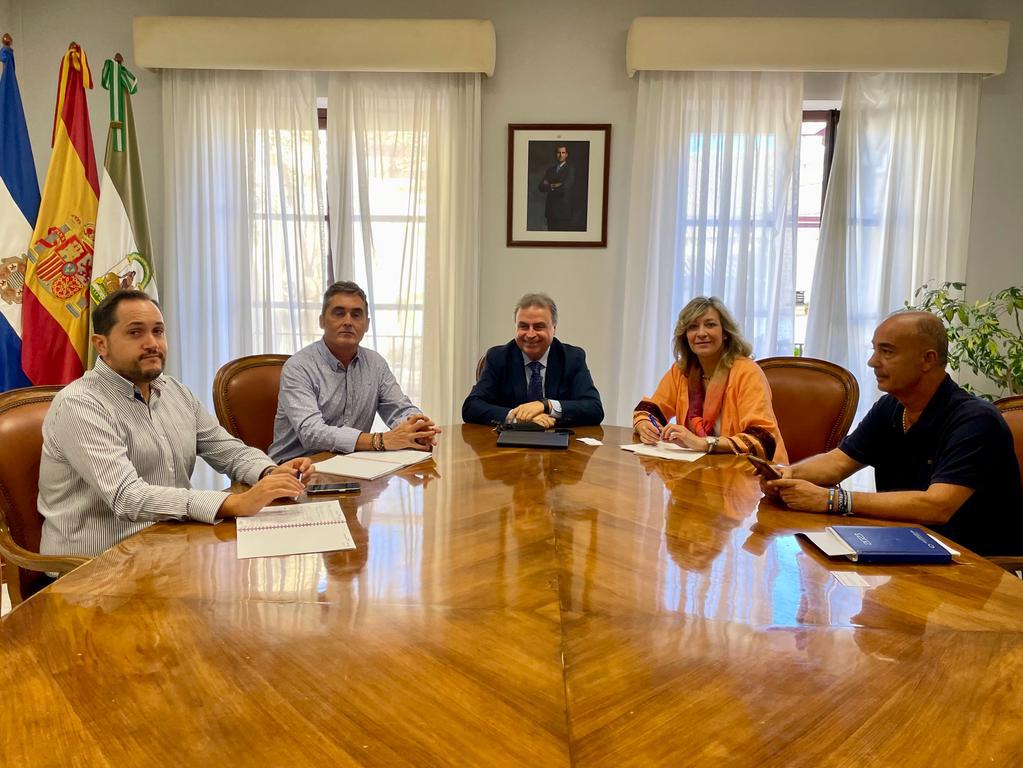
[314,449,434,480]
[236,501,356,559]
[620,442,704,463]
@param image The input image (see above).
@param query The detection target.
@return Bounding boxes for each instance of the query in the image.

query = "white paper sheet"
[348,449,433,467]
[314,450,433,479]
[236,501,355,559]
[577,437,603,446]
[620,442,704,462]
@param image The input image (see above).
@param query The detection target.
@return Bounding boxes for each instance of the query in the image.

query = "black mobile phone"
[306,482,361,495]
[746,455,782,480]
[504,421,545,432]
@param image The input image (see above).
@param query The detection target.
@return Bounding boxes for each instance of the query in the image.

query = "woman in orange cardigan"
[633,297,788,463]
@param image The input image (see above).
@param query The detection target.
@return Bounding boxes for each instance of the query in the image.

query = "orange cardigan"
[634,357,788,463]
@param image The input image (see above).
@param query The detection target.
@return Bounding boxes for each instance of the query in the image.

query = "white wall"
[8,0,1020,421]
[0,0,11,39]
[969,0,1023,302]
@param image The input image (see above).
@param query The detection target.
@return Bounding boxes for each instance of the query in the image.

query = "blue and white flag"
[0,40,40,392]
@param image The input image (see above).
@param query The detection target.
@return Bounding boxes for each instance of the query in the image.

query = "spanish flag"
[21,42,99,385]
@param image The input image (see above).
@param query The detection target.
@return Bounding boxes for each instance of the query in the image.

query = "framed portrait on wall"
[506,123,611,247]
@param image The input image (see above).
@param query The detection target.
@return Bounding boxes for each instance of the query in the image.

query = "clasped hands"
[507,400,555,429]
[385,413,442,451]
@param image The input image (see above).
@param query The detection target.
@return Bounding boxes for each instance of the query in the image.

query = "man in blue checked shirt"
[269,281,441,462]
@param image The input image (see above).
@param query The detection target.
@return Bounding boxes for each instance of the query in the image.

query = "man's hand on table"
[219,458,310,518]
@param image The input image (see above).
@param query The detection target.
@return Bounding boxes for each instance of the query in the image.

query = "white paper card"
[577,437,603,446]
[833,571,871,588]
[803,530,858,558]
[236,501,355,559]
[620,442,704,462]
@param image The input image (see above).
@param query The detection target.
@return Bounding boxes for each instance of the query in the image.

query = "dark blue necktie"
[527,361,544,402]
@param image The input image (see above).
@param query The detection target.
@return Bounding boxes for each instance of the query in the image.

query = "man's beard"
[131,357,164,382]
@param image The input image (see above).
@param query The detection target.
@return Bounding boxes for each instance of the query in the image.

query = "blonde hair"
[672,296,752,372]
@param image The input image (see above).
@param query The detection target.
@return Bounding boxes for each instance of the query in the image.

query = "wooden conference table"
[3,425,1023,766]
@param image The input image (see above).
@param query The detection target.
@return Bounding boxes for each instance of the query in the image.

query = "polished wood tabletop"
[4,425,1023,767]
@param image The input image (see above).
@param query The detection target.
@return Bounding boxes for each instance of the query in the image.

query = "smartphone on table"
[305,482,361,495]
[746,455,783,480]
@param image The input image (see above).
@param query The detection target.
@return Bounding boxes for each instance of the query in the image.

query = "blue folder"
[830,526,953,564]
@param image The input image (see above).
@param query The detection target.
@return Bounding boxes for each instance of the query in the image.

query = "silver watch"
[706,436,719,453]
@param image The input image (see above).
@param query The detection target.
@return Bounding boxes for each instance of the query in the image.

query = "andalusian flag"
[21,42,98,385]
[0,37,39,392]
[89,56,156,361]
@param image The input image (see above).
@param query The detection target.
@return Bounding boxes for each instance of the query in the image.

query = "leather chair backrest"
[995,395,1023,484]
[757,357,859,464]
[476,354,486,382]
[212,355,289,454]
[0,386,62,601]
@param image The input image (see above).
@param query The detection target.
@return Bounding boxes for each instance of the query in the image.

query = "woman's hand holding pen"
[635,416,662,445]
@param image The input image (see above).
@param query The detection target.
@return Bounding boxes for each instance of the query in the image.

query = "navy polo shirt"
[839,375,1023,556]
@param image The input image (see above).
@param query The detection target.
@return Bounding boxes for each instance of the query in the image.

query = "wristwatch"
[705,436,719,453]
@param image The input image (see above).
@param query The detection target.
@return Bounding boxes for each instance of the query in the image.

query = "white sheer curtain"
[163,69,329,485]
[326,72,480,425]
[615,71,802,424]
[806,73,981,421]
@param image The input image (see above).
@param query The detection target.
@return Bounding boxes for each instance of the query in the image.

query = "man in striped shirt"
[38,290,310,558]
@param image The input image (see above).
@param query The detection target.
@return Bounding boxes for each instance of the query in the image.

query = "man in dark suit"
[462,292,604,427]
[538,145,575,231]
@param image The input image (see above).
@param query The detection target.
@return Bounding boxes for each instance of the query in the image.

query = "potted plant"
[909,282,1023,400]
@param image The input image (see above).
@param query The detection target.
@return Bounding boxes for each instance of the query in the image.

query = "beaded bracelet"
[836,488,847,516]
[827,487,836,514]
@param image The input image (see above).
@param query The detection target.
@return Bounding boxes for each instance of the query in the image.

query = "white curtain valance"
[134,17,497,76]
[626,17,1008,77]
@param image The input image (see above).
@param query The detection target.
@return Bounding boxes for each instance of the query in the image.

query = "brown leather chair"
[757,356,859,464]
[212,354,289,453]
[992,395,1023,576]
[995,395,1023,483]
[476,354,486,382]
[0,386,89,607]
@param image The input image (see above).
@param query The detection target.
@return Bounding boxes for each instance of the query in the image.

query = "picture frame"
[506,123,611,248]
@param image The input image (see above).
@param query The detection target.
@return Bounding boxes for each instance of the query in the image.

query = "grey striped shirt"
[269,340,420,461]
[39,359,276,557]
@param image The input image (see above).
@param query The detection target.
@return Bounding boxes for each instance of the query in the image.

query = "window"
[249,106,426,403]
[794,110,839,354]
[248,117,330,354]
[348,127,427,406]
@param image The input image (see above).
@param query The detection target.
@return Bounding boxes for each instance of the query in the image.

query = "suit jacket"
[539,162,575,221]
[462,338,604,426]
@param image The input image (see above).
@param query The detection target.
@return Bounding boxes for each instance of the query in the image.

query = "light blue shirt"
[270,340,420,461]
